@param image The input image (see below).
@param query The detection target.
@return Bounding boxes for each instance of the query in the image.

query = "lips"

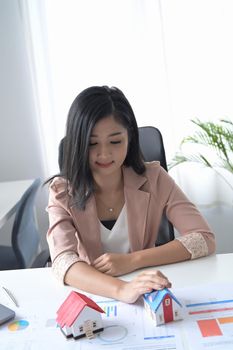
[96,161,114,168]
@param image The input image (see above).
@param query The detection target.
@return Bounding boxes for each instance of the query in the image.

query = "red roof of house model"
[56,291,105,328]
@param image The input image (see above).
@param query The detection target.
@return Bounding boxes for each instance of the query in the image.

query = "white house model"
[56,291,105,339]
[143,288,183,326]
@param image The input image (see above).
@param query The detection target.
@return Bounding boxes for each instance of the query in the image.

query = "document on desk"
[177,282,233,350]
[0,282,233,350]
[0,297,184,350]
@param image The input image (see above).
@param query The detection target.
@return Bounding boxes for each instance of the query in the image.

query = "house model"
[143,288,182,326]
[56,291,105,340]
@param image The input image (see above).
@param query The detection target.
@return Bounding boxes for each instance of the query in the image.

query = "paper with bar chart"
[81,297,185,350]
[176,282,233,350]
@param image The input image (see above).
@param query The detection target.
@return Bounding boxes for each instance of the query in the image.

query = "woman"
[47,86,215,303]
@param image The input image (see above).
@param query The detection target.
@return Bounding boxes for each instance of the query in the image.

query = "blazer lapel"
[70,196,103,262]
[123,167,150,251]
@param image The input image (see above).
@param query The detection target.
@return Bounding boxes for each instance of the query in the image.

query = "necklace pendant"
[109,208,113,212]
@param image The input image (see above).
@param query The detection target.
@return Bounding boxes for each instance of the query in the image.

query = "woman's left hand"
[93,253,135,276]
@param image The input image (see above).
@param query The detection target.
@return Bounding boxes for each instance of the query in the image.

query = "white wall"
[0,0,48,249]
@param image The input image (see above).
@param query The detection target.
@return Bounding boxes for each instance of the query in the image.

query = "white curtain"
[20,0,233,209]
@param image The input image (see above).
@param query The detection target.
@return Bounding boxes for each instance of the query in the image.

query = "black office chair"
[138,127,174,245]
[0,178,50,270]
[58,126,174,246]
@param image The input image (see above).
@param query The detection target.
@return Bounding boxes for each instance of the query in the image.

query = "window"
[23,0,233,216]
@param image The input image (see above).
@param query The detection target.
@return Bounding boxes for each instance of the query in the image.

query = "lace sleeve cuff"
[52,251,79,283]
[176,232,209,259]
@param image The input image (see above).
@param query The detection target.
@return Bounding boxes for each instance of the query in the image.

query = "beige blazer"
[47,162,215,264]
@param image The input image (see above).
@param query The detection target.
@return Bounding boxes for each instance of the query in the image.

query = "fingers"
[93,253,126,276]
[93,260,106,271]
[117,270,172,304]
[94,262,110,273]
[93,253,113,267]
[93,254,109,270]
[93,254,114,275]
[93,255,104,266]
[133,270,172,291]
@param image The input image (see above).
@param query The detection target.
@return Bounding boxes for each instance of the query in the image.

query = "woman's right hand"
[116,269,172,304]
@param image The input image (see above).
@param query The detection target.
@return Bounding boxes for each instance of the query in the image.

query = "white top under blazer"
[100,205,130,254]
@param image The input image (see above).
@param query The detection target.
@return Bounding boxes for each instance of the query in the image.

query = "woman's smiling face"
[88,115,128,177]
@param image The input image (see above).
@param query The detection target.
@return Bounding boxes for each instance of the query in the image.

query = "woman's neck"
[93,169,123,194]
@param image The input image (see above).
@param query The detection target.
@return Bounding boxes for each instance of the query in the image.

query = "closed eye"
[89,140,122,146]
[111,141,121,144]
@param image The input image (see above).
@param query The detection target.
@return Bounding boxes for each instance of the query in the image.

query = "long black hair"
[55,86,145,209]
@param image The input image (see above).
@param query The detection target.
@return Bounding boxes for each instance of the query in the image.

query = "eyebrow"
[90,131,123,137]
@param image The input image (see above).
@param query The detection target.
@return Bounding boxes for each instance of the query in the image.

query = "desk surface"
[0,179,34,229]
[0,253,232,304]
[0,253,233,349]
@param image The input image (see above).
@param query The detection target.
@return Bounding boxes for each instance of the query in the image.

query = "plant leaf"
[169,117,233,180]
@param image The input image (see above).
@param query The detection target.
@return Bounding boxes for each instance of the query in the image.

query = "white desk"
[0,253,232,301]
[0,253,233,349]
[0,179,34,229]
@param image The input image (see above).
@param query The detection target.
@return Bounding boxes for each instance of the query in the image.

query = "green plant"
[169,118,233,191]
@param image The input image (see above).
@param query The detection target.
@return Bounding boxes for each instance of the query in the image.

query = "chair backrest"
[11,178,41,268]
[138,127,174,245]
[58,126,174,246]
[138,127,168,169]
